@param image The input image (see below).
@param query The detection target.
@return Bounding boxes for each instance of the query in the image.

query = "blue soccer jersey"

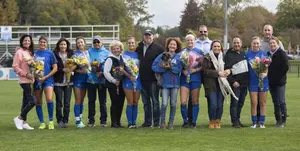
[34,49,57,85]
[122,51,142,91]
[246,50,269,92]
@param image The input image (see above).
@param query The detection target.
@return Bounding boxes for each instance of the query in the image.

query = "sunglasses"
[93,40,100,44]
[199,31,207,33]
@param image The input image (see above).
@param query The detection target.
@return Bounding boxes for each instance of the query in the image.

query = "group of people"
[12,24,289,130]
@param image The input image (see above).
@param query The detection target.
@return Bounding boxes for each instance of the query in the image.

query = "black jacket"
[224,48,249,87]
[136,41,164,83]
[53,50,74,83]
[267,47,289,87]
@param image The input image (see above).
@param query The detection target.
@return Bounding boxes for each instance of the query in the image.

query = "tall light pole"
[224,0,228,53]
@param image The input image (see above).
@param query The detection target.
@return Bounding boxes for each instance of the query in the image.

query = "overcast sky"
[148,0,279,27]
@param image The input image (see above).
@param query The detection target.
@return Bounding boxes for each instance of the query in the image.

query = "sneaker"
[280,122,286,127]
[63,123,68,128]
[88,123,96,128]
[181,123,189,128]
[128,125,135,129]
[250,124,257,128]
[48,121,55,130]
[192,123,197,129]
[76,122,86,128]
[13,116,23,130]
[152,124,160,129]
[39,123,46,129]
[260,124,266,128]
[167,123,174,130]
[132,124,138,128]
[58,121,64,128]
[100,123,107,127]
[23,123,34,130]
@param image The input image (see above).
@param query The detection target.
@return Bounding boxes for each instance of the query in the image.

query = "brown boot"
[209,120,215,129]
[215,119,221,128]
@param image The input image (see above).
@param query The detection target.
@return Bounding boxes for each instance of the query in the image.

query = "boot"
[215,119,221,129]
[209,120,215,129]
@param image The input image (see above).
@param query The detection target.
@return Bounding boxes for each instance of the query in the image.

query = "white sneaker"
[250,124,257,128]
[23,123,34,130]
[260,124,266,128]
[13,116,23,130]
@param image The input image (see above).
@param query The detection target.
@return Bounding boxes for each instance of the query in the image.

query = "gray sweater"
[261,39,285,53]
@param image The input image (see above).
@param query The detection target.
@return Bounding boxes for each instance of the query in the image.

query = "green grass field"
[0,74,300,151]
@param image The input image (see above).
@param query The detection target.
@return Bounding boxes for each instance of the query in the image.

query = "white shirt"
[103,53,121,84]
[195,38,212,55]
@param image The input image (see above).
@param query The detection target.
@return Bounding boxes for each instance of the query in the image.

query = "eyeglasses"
[93,40,100,44]
[199,31,207,33]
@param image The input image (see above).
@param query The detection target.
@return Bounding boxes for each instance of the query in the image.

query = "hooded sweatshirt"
[87,45,109,84]
[12,47,33,84]
[152,53,182,88]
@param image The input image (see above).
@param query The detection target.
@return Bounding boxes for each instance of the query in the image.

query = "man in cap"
[137,29,164,128]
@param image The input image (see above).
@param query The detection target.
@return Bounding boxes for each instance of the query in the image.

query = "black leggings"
[20,84,36,121]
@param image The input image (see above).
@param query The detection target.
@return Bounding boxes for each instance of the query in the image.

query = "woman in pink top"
[12,34,36,130]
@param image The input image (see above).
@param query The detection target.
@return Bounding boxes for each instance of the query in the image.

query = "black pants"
[230,87,248,123]
[108,85,125,125]
[87,83,107,124]
[54,86,72,123]
[20,84,36,121]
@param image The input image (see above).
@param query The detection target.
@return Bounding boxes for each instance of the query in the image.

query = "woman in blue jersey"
[53,38,75,128]
[246,36,269,128]
[73,37,88,128]
[34,36,58,130]
[152,37,182,129]
[122,36,142,128]
[180,34,203,128]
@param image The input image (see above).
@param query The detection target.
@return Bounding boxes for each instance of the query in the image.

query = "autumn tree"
[0,0,18,25]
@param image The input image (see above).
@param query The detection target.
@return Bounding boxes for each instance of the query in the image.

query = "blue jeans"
[160,88,178,124]
[207,90,224,120]
[141,82,160,126]
[270,85,287,122]
[230,87,248,123]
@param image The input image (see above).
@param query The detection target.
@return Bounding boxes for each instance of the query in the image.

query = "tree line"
[1,0,300,49]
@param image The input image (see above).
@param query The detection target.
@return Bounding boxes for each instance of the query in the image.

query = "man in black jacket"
[136,30,164,127]
[225,37,249,128]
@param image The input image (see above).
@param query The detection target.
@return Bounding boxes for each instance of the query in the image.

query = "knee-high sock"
[181,104,187,123]
[192,104,199,123]
[126,105,133,125]
[259,115,265,125]
[80,104,84,118]
[252,116,257,124]
[132,105,138,125]
[36,105,44,123]
[47,102,54,121]
[74,104,81,124]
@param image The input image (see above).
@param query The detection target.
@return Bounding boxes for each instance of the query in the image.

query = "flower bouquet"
[112,66,124,95]
[180,50,201,83]
[65,58,76,87]
[250,55,271,91]
[123,55,139,92]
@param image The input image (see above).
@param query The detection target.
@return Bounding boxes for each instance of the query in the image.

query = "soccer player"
[34,36,58,130]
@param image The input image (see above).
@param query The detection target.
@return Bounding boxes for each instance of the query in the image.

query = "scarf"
[208,51,238,103]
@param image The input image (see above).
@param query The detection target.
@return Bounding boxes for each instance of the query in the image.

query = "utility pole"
[224,0,228,53]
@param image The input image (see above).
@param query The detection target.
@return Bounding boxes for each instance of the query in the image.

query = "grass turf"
[0,74,299,151]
